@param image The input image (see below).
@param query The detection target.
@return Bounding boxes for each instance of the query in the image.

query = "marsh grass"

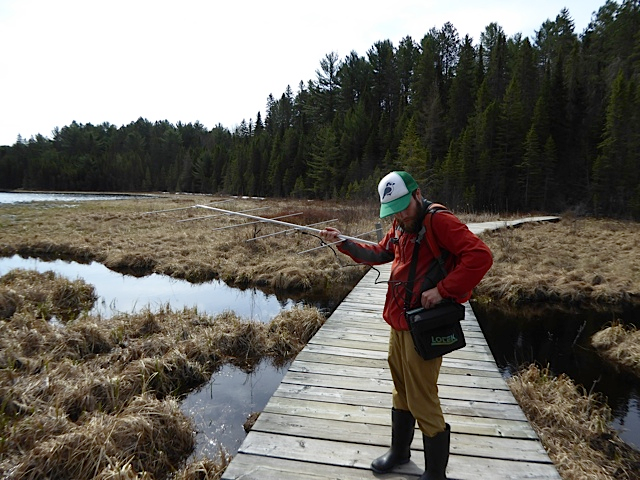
[508,364,640,480]
[591,323,640,377]
[0,269,97,321]
[0,269,325,479]
[0,196,380,293]
[477,217,640,311]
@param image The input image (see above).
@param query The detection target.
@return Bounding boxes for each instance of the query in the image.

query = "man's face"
[394,192,421,232]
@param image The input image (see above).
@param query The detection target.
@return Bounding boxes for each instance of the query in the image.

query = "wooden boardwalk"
[222,217,561,480]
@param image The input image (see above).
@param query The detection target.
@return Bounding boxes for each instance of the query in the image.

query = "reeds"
[591,323,640,377]
[508,364,640,479]
[0,269,326,478]
[8,395,194,480]
[477,217,640,311]
[0,269,97,321]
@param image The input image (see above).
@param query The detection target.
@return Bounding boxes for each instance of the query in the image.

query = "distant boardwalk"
[222,217,561,480]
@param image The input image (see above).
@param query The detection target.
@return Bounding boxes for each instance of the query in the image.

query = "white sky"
[0,0,606,146]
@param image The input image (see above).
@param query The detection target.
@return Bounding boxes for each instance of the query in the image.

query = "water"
[0,191,148,204]
[0,255,294,321]
[474,302,640,450]
[184,360,290,458]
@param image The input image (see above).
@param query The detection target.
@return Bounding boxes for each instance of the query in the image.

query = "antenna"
[176,206,270,223]
[245,218,338,242]
[194,204,378,245]
[140,198,231,215]
[210,212,303,232]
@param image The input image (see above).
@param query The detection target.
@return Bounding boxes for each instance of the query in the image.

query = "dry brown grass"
[508,364,640,480]
[477,217,640,311]
[591,323,640,377]
[0,269,97,321]
[171,452,231,480]
[0,271,325,479]
[8,394,194,480]
[0,196,379,294]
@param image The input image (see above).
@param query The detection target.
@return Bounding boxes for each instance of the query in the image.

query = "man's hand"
[319,226,343,244]
[421,287,443,309]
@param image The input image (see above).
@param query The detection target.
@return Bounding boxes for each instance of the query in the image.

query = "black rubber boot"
[419,423,450,480]
[371,408,416,473]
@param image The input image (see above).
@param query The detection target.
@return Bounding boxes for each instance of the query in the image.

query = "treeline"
[1,1,639,218]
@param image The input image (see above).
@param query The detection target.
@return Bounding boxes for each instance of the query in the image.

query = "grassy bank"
[509,364,640,480]
[591,323,640,377]
[0,270,324,478]
[476,216,640,312]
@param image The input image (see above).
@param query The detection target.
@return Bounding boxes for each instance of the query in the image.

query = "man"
[320,171,492,480]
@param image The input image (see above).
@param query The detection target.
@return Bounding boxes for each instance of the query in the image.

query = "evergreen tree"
[447,35,477,139]
[593,69,636,214]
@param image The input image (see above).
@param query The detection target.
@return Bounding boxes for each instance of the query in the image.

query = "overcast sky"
[0,0,607,147]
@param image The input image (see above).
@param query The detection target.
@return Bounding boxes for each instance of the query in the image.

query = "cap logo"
[382,182,395,200]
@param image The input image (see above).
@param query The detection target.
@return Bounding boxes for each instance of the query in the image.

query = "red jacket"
[337,205,493,331]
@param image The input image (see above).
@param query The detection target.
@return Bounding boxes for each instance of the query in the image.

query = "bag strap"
[424,208,448,277]
[404,202,448,311]
[404,233,422,311]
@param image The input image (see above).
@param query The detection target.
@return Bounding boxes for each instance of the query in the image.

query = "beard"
[397,215,421,233]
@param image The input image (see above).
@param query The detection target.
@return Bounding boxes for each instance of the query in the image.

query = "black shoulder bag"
[404,209,466,361]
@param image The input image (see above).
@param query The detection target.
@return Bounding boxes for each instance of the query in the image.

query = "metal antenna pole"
[245,218,338,242]
[195,204,379,245]
[176,206,270,223]
[297,229,380,254]
[210,212,303,232]
[141,198,231,215]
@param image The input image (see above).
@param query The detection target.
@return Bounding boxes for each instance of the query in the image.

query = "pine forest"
[1,1,639,218]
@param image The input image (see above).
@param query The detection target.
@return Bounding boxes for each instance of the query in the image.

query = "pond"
[0,255,317,459]
[0,191,151,204]
[474,302,640,451]
[0,255,296,321]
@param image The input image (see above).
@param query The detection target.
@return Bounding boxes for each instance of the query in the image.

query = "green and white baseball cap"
[378,171,418,218]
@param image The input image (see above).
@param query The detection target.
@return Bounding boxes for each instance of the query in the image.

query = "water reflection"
[182,359,290,458]
[0,255,295,321]
[474,302,640,450]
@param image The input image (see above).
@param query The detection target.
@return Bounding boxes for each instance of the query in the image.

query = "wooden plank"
[264,397,536,436]
[301,344,502,374]
[251,412,551,462]
[226,432,560,480]
[294,350,504,378]
[275,380,519,406]
[222,454,420,480]
[310,328,492,350]
[288,360,510,390]
[308,335,496,361]
[223,452,561,480]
